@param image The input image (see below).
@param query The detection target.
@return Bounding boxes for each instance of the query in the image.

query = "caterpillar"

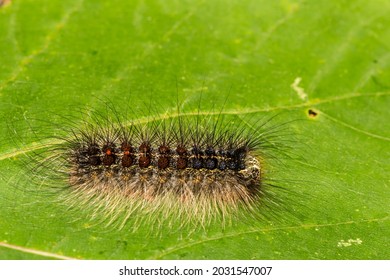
[10,98,296,230]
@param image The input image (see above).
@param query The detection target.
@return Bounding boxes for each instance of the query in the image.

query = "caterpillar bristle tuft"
[11,100,298,231]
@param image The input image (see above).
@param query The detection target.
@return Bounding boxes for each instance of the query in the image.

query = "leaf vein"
[87,0,206,105]
[0,0,85,93]
[151,216,389,259]
[0,91,388,161]
[320,110,390,141]
[307,11,387,94]
[0,241,77,260]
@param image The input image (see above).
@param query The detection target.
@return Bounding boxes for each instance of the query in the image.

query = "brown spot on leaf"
[308,109,318,118]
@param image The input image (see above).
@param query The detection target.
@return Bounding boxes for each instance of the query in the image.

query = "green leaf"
[0,0,389,259]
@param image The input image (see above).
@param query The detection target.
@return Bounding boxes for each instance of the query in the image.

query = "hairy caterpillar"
[8,98,297,230]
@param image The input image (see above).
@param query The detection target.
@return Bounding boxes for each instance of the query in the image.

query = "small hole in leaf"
[308,109,318,118]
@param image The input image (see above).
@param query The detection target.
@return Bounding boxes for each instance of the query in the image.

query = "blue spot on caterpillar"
[9,98,298,230]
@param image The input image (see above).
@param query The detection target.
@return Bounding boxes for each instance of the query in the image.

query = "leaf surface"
[0,0,389,259]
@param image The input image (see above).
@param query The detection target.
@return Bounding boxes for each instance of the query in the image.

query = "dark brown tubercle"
[157,144,170,169]
[102,143,116,166]
[76,142,248,172]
